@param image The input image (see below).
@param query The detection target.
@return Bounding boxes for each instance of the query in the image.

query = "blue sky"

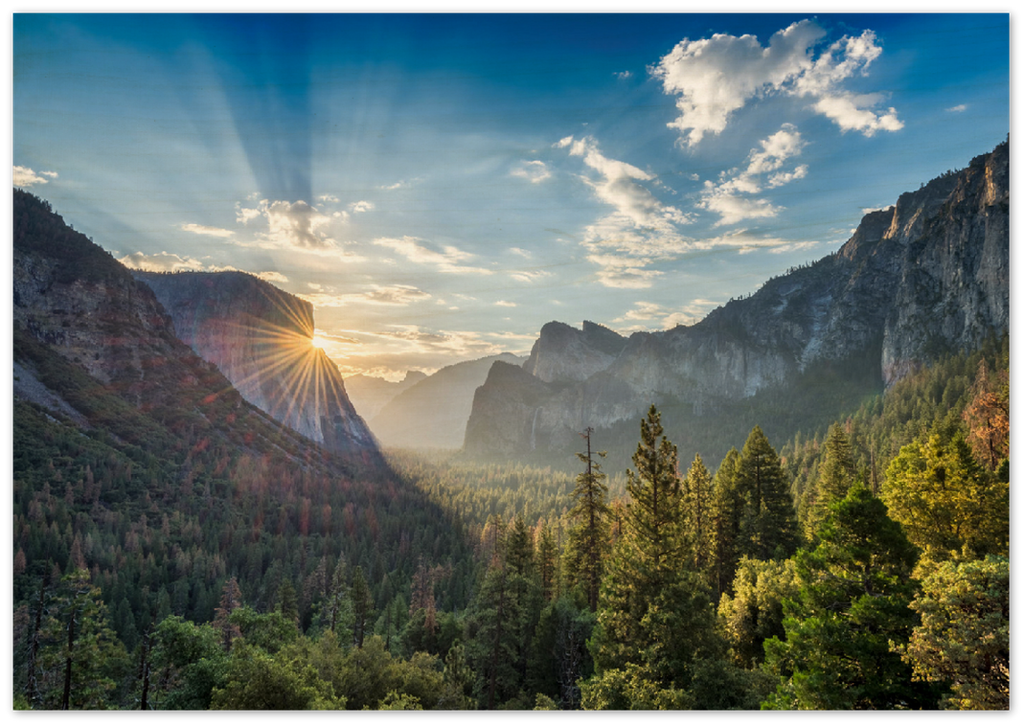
[13,13,1010,379]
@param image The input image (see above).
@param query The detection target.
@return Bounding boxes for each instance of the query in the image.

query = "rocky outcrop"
[369,353,525,449]
[523,321,627,383]
[464,140,1010,458]
[13,192,200,406]
[135,271,376,457]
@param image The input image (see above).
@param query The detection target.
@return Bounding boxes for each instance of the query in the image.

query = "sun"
[311,334,329,350]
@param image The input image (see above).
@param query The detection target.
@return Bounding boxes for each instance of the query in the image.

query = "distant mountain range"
[349,354,526,450]
[465,140,1009,466]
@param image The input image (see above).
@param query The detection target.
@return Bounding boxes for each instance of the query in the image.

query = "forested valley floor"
[12,338,1009,710]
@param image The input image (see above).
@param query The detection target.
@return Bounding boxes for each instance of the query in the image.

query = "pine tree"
[350,567,374,649]
[585,407,724,708]
[680,453,714,579]
[802,423,857,540]
[734,426,797,561]
[883,426,1008,567]
[212,577,243,651]
[763,483,938,710]
[710,448,744,599]
[565,428,610,611]
[37,569,127,709]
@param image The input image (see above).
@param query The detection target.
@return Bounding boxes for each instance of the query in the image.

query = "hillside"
[464,140,1009,469]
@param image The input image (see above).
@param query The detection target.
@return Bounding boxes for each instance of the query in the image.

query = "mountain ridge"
[134,270,377,457]
[464,140,1009,462]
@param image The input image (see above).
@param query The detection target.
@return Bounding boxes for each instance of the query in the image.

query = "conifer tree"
[710,448,744,599]
[802,423,856,540]
[212,577,243,651]
[565,428,610,611]
[763,483,938,710]
[883,425,1009,568]
[586,407,725,708]
[734,426,797,561]
[350,567,374,649]
[38,569,127,709]
[680,453,714,579]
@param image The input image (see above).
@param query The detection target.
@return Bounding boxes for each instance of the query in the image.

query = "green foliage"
[762,484,937,710]
[899,556,1009,710]
[882,425,1008,568]
[564,430,610,611]
[586,407,730,708]
[33,569,128,710]
[149,615,227,710]
[209,641,343,710]
[717,557,798,668]
[734,426,798,562]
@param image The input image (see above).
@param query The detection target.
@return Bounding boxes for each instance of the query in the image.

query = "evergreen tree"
[37,569,128,709]
[535,523,559,603]
[350,567,374,649]
[883,426,1009,568]
[585,407,725,708]
[276,580,300,628]
[680,453,714,579]
[898,555,1008,710]
[763,483,938,710]
[565,428,610,612]
[212,577,243,652]
[734,426,798,561]
[802,423,856,539]
[710,448,744,599]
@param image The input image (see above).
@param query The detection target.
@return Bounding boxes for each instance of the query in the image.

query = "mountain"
[345,370,428,421]
[12,188,473,622]
[134,270,376,457]
[465,140,1009,465]
[369,353,526,449]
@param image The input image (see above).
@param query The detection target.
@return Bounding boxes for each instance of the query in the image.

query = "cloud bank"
[651,20,903,147]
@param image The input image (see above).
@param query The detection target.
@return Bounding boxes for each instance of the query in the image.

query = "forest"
[11,334,1009,710]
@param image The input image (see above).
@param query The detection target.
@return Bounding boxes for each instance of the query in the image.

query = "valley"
[11,138,1010,710]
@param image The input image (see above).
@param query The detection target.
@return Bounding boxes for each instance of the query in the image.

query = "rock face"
[465,140,1010,458]
[135,271,376,457]
[13,192,198,407]
[369,353,526,449]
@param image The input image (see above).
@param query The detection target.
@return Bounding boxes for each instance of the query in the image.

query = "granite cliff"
[464,140,1009,460]
[368,353,525,449]
[135,271,376,457]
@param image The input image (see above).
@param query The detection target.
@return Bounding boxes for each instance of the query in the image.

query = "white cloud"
[235,199,336,248]
[699,125,808,225]
[946,104,968,113]
[118,251,209,273]
[510,160,552,184]
[494,300,517,307]
[256,271,289,284]
[613,299,718,330]
[373,236,493,275]
[300,284,431,308]
[615,70,633,79]
[651,20,902,146]
[349,200,375,213]
[508,269,553,283]
[13,165,57,187]
[556,135,697,288]
[509,247,533,258]
[318,194,340,203]
[180,223,234,238]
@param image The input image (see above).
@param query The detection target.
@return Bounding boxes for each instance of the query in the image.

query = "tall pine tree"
[585,407,724,708]
[734,426,798,562]
[565,428,610,611]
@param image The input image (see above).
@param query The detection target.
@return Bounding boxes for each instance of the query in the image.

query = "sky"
[12,12,1010,380]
